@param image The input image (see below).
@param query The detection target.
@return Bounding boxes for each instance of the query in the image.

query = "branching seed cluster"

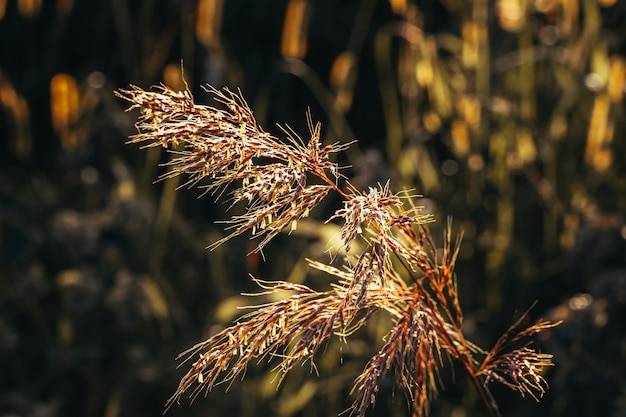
[117,82,558,417]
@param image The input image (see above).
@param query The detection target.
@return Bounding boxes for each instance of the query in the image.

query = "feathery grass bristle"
[117,81,558,417]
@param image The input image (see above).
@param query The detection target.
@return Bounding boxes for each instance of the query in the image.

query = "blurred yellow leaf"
[507,127,536,169]
[457,94,481,129]
[549,116,567,141]
[0,79,32,158]
[162,62,186,92]
[591,148,613,172]
[18,0,41,18]
[496,0,527,32]
[330,51,357,112]
[428,50,453,118]
[196,0,223,48]
[608,55,625,103]
[415,59,433,86]
[560,0,579,36]
[389,0,407,14]
[590,44,610,88]
[585,94,611,170]
[281,0,310,59]
[50,73,81,151]
[451,119,470,157]
[516,127,537,165]
[462,22,479,68]
[398,144,439,193]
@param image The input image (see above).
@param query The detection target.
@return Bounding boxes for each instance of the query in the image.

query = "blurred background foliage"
[1,0,625,416]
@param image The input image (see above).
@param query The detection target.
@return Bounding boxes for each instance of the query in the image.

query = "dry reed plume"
[116,81,558,417]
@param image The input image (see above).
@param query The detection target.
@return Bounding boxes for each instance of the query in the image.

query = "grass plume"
[116,81,559,417]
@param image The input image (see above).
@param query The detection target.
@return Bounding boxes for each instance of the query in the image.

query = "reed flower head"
[116,83,347,252]
[476,310,559,401]
[117,80,559,417]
